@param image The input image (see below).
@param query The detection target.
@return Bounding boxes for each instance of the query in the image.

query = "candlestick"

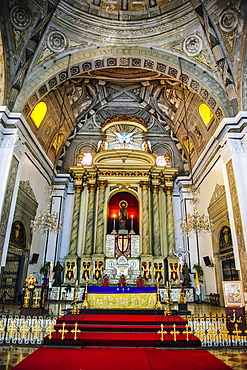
[129,215,135,235]
[111,214,117,234]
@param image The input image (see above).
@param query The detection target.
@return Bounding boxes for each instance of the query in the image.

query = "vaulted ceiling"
[0,0,246,173]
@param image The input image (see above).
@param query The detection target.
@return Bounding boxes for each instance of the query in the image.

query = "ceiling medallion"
[10,5,32,30]
[219,10,238,33]
[183,35,202,57]
[47,31,67,53]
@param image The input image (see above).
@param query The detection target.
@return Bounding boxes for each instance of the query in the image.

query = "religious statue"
[103,274,109,287]
[182,263,191,287]
[137,275,143,287]
[53,261,63,286]
[25,274,37,289]
[120,274,126,287]
[164,152,172,166]
[119,200,128,229]
[220,226,232,248]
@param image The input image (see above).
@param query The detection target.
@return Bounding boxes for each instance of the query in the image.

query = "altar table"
[85,286,157,309]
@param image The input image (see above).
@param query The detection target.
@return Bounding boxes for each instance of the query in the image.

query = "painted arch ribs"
[20,55,228,173]
[23,56,227,118]
[56,80,188,174]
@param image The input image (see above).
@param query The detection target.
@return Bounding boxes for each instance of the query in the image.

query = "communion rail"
[0,312,246,348]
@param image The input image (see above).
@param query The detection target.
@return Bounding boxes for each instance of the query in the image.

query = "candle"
[49,261,53,288]
[113,214,116,230]
[75,280,78,286]
[131,215,134,230]
[166,281,169,287]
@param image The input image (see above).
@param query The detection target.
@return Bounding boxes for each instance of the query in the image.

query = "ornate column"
[84,184,97,256]
[164,186,175,253]
[68,182,83,255]
[151,185,161,256]
[95,180,108,255]
[140,181,151,255]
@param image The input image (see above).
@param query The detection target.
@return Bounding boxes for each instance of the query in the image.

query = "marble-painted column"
[140,181,151,255]
[84,184,96,256]
[165,186,175,253]
[95,180,108,254]
[151,185,161,256]
[68,184,83,255]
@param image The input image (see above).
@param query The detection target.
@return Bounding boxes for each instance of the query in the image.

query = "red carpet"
[13,347,232,370]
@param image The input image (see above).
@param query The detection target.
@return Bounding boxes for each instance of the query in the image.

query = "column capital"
[140,181,150,190]
[151,184,160,193]
[97,180,108,189]
[74,184,84,193]
[87,183,96,192]
[164,186,174,195]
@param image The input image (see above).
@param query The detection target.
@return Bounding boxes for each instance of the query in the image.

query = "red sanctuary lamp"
[111,214,117,235]
[129,215,135,235]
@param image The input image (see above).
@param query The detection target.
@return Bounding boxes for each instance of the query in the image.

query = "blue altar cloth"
[87,286,157,294]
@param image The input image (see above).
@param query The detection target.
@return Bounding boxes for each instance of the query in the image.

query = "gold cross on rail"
[183,324,191,341]
[32,321,42,339]
[58,322,68,340]
[71,322,81,340]
[20,322,30,338]
[157,323,167,341]
[172,324,180,342]
[8,321,17,338]
[232,323,242,339]
[47,322,56,339]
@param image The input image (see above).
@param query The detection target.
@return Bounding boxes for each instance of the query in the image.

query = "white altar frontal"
[104,234,141,285]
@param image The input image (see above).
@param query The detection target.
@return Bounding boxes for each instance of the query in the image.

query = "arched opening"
[30,101,47,128]
[107,192,139,234]
[199,103,213,125]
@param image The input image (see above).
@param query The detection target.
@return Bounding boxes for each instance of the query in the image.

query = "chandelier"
[180,185,212,236]
[31,186,62,235]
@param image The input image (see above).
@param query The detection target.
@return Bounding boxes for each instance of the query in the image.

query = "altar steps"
[44,331,199,348]
[44,312,201,348]
[56,313,186,325]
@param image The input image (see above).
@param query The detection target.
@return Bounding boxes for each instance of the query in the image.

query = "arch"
[17,47,230,116]
[15,47,230,173]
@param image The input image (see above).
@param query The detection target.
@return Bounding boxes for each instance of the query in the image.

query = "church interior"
[0,0,247,368]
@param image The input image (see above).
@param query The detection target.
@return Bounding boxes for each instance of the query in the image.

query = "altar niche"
[107,191,139,235]
[104,191,140,285]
